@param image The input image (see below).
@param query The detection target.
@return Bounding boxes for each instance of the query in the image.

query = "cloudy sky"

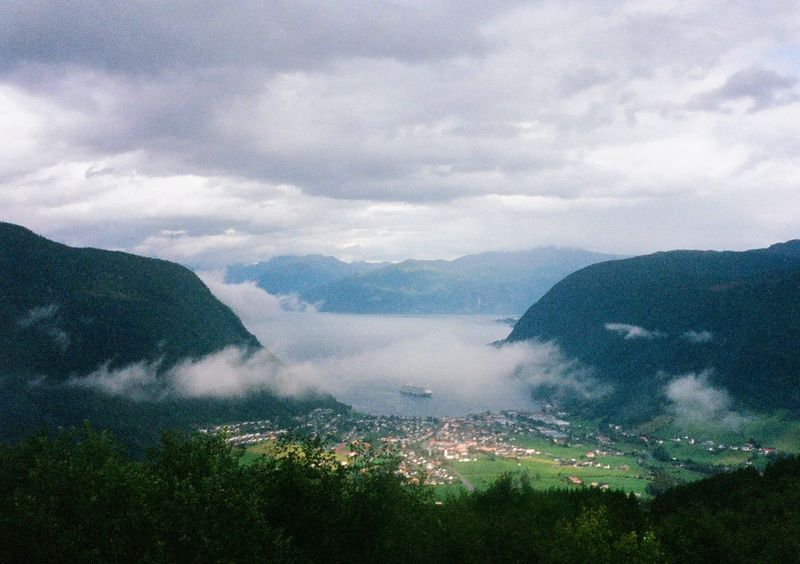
[2,1,799,267]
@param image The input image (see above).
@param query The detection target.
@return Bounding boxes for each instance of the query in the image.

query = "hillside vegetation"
[0,222,342,448]
[507,241,800,420]
[1,426,797,563]
[1,222,259,379]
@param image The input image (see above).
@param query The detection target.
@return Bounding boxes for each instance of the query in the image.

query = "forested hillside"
[507,242,800,420]
[2,427,797,563]
[0,222,343,448]
[0,222,259,379]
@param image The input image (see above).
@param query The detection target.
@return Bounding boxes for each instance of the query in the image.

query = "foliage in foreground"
[0,427,797,563]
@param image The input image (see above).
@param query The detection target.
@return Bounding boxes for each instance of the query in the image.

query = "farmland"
[205,406,794,498]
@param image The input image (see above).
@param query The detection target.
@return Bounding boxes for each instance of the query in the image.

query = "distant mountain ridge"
[506,241,800,420]
[226,255,387,295]
[228,248,620,315]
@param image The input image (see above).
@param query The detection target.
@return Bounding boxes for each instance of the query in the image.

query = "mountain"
[0,222,342,448]
[229,248,619,315]
[226,255,387,295]
[1,221,259,379]
[506,241,800,420]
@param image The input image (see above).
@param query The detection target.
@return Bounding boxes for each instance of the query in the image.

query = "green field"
[450,451,650,496]
[448,409,800,498]
[638,410,800,453]
[658,440,752,465]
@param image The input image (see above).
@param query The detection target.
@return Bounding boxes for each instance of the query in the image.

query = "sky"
[2,1,800,267]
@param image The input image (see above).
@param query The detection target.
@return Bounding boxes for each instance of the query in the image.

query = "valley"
[5,4,800,559]
[208,407,795,498]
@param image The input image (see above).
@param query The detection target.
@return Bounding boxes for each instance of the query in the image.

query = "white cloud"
[204,278,607,412]
[70,361,161,401]
[17,304,70,350]
[604,322,665,340]
[198,271,315,321]
[665,371,749,430]
[682,330,713,343]
[169,347,283,398]
[17,304,59,328]
[70,347,282,400]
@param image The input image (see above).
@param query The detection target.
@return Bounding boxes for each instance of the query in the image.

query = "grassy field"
[659,441,752,465]
[637,410,800,453]
[451,451,650,496]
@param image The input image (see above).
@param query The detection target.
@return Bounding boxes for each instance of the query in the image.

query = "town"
[200,407,782,496]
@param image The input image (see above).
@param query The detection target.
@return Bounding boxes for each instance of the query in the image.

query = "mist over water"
[256,313,536,416]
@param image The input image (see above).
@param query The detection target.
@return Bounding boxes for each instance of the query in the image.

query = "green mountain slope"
[0,222,344,447]
[1,222,260,379]
[506,242,800,420]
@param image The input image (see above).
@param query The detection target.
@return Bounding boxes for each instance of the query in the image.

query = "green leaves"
[2,426,797,563]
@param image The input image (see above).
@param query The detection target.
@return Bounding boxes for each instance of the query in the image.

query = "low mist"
[197,273,599,415]
[69,347,284,401]
[604,322,665,340]
[665,371,750,430]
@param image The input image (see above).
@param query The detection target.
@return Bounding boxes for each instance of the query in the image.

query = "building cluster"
[200,407,779,489]
[198,419,288,446]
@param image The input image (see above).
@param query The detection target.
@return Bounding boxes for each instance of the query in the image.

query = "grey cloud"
[84,165,114,178]
[558,67,616,97]
[0,2,501,75]
[7,1,791,205]
[42,220,245,263]
[3,2,800,266]
[689,67,798,112]
[0,1,525,204]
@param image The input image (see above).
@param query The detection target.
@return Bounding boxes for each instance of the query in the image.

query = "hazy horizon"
[6,218,799,268]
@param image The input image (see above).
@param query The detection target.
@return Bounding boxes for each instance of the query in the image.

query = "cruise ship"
[399,384,433,398]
